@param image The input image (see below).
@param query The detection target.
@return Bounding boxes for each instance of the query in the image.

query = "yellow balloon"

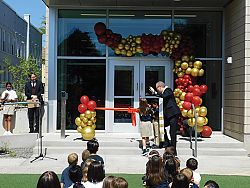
[187,109,194,118]
[191,68,199,77]
[186,67,192,74]
[199,107,207,117]
[199,98,203,106]
[188,118,196,127]
[90,117,96,123]
[197,117,205,126]
[196,126,203,133]
[81,126,95,140]
[180,92,186,101]
[92,124,96,129]
[181,62,189,70]
[85,110,92,119]
[175,98,180,104]
[81,122,87,128]
[198,69,204,76]
[77,126,83,133]
[75,117,82,126]
[82,117,88,123]
[87,120,93,126]
[91,111,96,118]
[204,117,208,125]
[194,61,202,69]
[177,72,185,78]
[181,109,188,117]
[80,113,85,120]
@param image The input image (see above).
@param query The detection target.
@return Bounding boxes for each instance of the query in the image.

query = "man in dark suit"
[25,73,44,133]
[150,81,180,154]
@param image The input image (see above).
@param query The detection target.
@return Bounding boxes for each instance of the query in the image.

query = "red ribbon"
[95,107,139,126]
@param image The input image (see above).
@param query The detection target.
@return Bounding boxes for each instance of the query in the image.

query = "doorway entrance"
[106,59,172,133]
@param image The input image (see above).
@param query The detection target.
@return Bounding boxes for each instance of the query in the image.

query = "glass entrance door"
[107,60,171,133]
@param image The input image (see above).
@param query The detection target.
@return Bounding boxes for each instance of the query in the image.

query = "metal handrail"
[190,104,198,157]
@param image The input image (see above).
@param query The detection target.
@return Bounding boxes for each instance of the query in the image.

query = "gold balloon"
[81,122,87,128]
[80,113,85,120]
[191,68,199,77]
[90,117,96,123]
[87,120,93,126]
[199,98,203,106]
[177,72,184,77]
[198,69,204,76]
[115,48,121,55]
[85,110,92,119]
[81,126,95,140]
[175,98,180,104]
[186,67,192,74]
[175,60,182,67]
[182,55,190,62]
[181,62,189,70]
[92,124,96,129]
[91,111,96,118]
[126,51,133,57]
[187,109,194,118]
[194,61,202,69]
[196,126,203,133]
[75,117,82,126]
[125,44,130,50]
[188,118,196,127]
[197,117,205,126]
[82,117,88,123]
[77,126,83,133]
[118,44,124,50]
[199,107,207,117]
[180,92,186,101]
[204,117,208,125]
[121,49,127,55]
[181,109,188,117]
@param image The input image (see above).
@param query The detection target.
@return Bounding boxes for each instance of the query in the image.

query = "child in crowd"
[186,158,201,186]
[164,157,179,185]
[145,154,169,188]
[112,177,128,188]
[37,171,61,188]
[172,174,189,188]
[102,176,116,188]
[83,160,105,188]
[68,165,84,188]
[61,153,78,188]
[139,98,153,156]
[204,180,219,188]
[81,149,90,169]
[180,168,199,188]
[87,139,104,165]
[82,159,94,183]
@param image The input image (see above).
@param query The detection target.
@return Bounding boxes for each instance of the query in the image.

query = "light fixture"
[80,13,135,17]
[144,14,196,18]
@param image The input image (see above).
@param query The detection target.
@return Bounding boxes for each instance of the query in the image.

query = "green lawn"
[0,174,250,188]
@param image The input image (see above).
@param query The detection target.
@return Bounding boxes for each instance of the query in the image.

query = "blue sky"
[4,0,46,29]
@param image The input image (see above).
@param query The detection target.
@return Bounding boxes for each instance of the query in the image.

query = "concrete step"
[177,142,244,149]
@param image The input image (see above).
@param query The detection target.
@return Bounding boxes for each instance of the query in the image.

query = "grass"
[0,174,250,188]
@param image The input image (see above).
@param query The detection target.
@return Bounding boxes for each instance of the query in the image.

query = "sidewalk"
[0,132,250,175]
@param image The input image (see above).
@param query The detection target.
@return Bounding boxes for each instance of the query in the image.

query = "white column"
[24,14,30,60]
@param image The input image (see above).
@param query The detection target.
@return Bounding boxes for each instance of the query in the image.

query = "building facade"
[42,0,250,151]
[0,1,42,87]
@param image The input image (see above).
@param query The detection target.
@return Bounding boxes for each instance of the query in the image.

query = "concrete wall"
[224,0,245,141]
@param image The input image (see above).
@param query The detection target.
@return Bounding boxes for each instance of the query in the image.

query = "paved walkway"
[0,132,250,175]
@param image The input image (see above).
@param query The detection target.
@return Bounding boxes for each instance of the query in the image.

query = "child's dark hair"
[87,161,105,183]
[5,82,12,88]
[186,158,198,170]
[87,139,99,154]
[204,180,219,188]
[37,171,61,188]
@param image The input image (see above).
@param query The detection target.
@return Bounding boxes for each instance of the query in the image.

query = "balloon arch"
[74,22,213,140]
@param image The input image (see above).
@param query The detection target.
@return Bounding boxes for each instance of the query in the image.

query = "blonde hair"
[82,149,90,162]
[112,177,128,188]
[180,168,193,182]
[82,159,94,182]
[68,153,78,166]
[102,176,116,188]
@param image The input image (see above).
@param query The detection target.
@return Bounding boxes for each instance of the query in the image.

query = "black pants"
[164,115,179,151]
[28,107,40,131]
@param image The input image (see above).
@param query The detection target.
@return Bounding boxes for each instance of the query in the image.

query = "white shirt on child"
[193,171,201,186]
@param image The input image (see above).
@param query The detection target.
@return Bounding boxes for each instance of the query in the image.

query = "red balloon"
[87,100,97,111]
[194,85,200,88]
[200,85,208,94]
[187,85,194,92]
[78,104,87,114]
[193,88,201,96]
[201,126,212,137]
[80,96,89,105]
[182,101,192,110]
[183,75,191,80]
[185,93,194,102]
[192,96,201,107]
[94,22,106,36]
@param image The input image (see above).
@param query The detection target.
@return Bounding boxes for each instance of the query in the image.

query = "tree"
[3,57,41,101]
[39,16,46,35]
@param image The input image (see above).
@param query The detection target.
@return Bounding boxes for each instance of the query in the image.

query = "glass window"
[58,10,106,57]
[57,59,106,130]
[109,10,172,56]
[174,11,222,58]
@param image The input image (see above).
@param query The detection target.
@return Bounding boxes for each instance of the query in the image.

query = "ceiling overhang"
[42,0,232,8]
